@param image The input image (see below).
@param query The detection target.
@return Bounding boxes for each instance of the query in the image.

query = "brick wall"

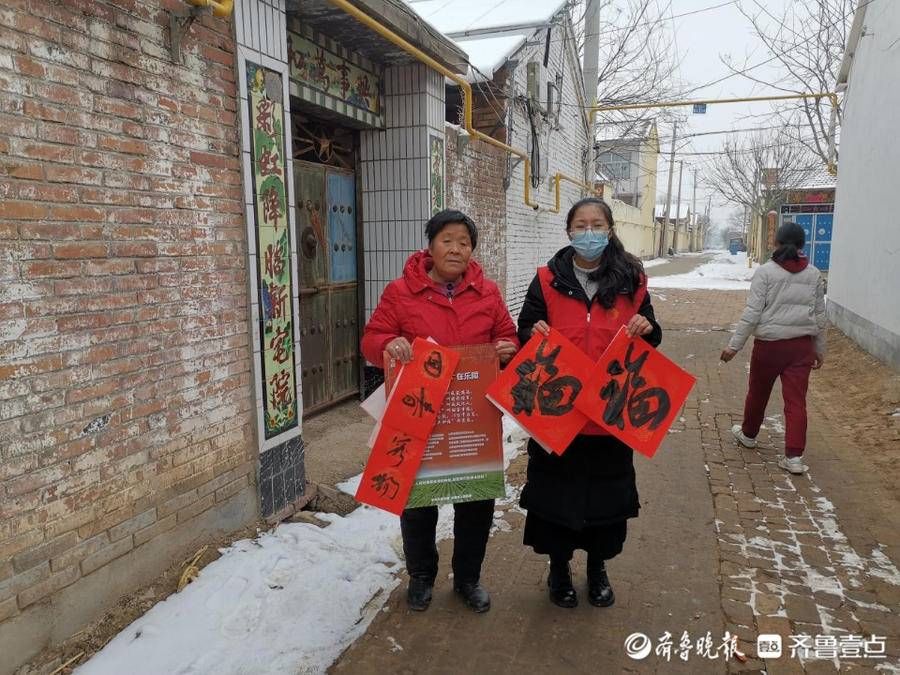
[0,1,258,670]
[444,124,508,295]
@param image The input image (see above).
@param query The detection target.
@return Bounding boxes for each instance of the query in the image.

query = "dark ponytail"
[565,197,644,309]
[771,221,805,262]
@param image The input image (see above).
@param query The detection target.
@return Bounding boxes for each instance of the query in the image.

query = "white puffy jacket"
[728,259,827,354]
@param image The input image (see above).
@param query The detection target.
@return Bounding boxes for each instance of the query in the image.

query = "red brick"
[97,135,149,156]
[5,162,45,180]
[47,205,105,222]
[52,242,108,259]
[14,141,75,163]
[45,164,103,185]
[1,200,48,220]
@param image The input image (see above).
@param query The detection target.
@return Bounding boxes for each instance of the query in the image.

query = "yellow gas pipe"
[325,0,600,212]
[186,0,234,18]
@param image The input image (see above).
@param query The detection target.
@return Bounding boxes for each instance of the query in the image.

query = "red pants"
[741,336,815,457]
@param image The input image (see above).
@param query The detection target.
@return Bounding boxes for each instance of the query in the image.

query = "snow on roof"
[454,33,528,82]
[794,165,837,190]
[596,118,656,143]
[404,0,566,37]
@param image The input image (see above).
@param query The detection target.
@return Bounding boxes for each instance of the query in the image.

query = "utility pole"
[582,0,601,184]
[691,168,698,252]
[672,160,684,254]
[704,196,711,249]
[583,0,601,106]
[659,119,677,258]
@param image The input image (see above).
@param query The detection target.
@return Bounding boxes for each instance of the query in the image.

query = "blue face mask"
[570,230,609,261]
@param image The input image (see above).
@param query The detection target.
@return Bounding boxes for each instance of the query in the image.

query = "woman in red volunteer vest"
[517,197,662,609]
[362,209,519,614]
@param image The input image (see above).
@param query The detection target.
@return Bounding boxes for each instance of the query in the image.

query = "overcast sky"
[645,0,816,230]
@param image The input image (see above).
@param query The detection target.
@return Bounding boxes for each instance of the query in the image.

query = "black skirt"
[519,434,639,559]
[523,511,627,560]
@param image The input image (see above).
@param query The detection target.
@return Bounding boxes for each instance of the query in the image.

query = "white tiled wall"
[504,19,591,317]
[360,63,445,319]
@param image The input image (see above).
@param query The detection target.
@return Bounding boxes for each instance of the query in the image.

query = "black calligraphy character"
[600,342,671,430]
[423,350,443,378]
[371,472,400,500]
[401,386,434,418]
[386,434,412,467]
[511,339,582,416]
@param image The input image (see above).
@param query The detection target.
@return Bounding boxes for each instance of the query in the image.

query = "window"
[598,151,631,180]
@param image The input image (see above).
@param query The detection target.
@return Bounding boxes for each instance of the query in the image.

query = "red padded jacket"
[361,250,519,365]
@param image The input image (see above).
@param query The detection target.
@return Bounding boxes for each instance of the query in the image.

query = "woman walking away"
[517,197,662,609]
[720,221,826,475]
[361,209,519,613]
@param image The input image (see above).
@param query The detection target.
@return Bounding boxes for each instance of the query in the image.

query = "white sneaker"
[731,424,757,448]
[778,455,806,475]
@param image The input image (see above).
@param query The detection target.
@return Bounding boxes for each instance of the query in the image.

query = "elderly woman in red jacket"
[361,209,519,614]
[517,198,661,610]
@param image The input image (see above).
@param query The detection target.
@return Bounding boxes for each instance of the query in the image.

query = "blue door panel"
[793,214,814,246]
[813,243,831,270]
[327,172,356,282]
[814,214,833,242]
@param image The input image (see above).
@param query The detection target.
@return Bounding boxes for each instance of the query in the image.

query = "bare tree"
[704,130,817,231]
[723,0,855,165]
[571,0,684,127]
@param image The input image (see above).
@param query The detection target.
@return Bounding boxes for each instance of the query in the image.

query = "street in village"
[57,254,900,675]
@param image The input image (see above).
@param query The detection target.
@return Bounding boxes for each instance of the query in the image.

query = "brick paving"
[331,282,900,674]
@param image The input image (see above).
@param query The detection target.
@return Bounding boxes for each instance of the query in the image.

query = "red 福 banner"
[485,329,593,455]
[577,327,696,458]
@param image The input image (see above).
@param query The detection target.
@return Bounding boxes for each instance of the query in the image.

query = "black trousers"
[400,499,495,585]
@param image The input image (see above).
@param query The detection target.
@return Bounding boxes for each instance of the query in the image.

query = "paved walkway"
[328,262,900,674]
[647,252,716,277]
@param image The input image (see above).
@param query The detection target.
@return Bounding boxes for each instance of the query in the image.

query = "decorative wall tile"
[247,62,299,440]
[287,24,383,128]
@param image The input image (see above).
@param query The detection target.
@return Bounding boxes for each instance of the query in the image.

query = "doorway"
[292,115,361,415]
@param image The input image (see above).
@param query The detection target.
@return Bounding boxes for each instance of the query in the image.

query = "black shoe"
[587,564,615,607]
[547,562,578,609]
[407,577,433,611]
[454,581,491,613]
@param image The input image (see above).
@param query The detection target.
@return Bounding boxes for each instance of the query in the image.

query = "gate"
[790,212,833,271]
[295,161,359,414]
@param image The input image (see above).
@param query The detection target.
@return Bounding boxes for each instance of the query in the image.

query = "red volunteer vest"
[537,266,648,435]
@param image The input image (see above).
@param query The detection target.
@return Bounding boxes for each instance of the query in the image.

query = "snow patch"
[649,251,758,290]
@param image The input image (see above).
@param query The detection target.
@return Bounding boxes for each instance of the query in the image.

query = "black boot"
[587,562,614,607]
[547,560,578,608]
[454,581,491,613]
[407,576,433,611]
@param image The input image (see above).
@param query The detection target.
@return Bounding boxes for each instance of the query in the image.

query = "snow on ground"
[78,419,528,675]
[649,250,758,290]
[641,257,667,268]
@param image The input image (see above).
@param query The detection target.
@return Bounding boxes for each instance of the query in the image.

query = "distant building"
[594,118,660,234]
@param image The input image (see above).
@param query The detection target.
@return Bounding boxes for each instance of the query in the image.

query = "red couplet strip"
[576,327,697,458]
[356,339,460,513]
[356,423,428,515]
[485,328,593,455]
